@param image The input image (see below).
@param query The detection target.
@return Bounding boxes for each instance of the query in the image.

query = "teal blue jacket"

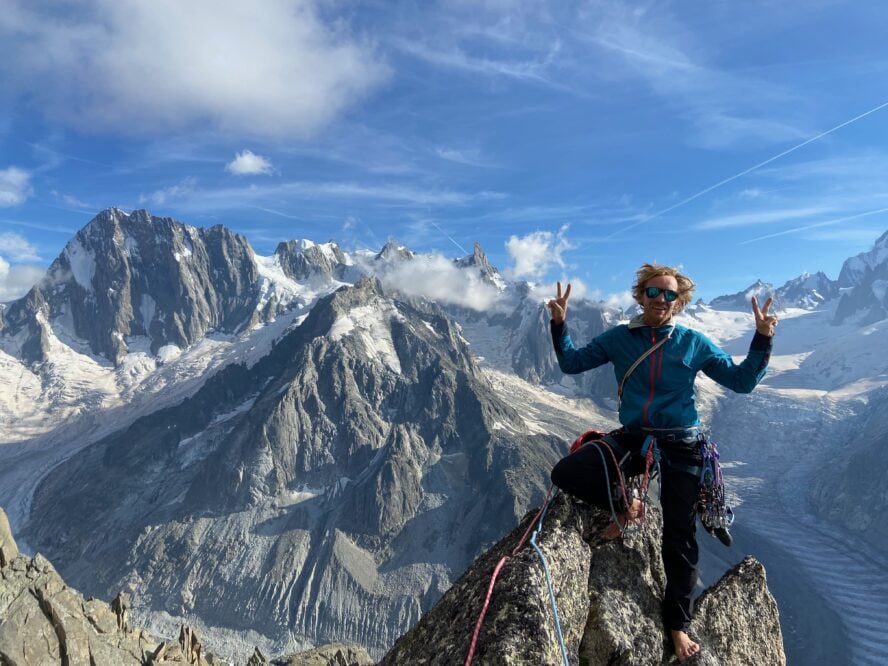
[551,316,772,429]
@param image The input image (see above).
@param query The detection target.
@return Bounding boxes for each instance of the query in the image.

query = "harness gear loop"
[696,439,734,531]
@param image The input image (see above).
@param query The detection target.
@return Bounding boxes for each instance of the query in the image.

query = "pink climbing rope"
[464,485,554,666]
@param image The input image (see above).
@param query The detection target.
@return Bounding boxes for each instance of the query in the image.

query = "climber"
[547,263,777,663]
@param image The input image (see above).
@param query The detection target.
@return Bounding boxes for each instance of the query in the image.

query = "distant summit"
[834,230,888,324]
[775,271,838,310]
[709,279,774,311]
[0,208,262,365]
[837,230,888,288]
[453,242,506,290]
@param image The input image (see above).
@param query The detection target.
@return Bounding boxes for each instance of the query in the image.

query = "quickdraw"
[695,439,734,532]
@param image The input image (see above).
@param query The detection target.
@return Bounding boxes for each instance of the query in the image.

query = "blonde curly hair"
[632,263,695,313]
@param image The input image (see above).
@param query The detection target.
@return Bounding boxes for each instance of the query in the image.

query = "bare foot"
[601,498,642,540]
[671,630,700,662]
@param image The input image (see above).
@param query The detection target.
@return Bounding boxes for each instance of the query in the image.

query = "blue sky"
[1,0,887,303]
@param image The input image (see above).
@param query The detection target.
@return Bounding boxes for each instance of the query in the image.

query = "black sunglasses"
[644,286,679,302]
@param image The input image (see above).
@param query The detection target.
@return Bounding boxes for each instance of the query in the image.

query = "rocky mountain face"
[774,270,838,309]
[20,277,565,660]
[709,280,775,312]
[0,209,264,366]
[381,494,785,665]
[833,230,888,324]
[446,282,617,409]
[274,240,349,283]
[453,242,506,290]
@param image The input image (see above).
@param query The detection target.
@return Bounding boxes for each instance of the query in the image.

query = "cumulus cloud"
[504,225,572,279]
[0,232,40,262]
[0,256,44,302]
[0,0,389,138]
[0,167,33,207]
[371,253,501,311]
[226,150,274,175]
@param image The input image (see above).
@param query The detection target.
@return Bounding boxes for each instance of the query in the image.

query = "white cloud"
[528,278,589,303]
[504,226,572,279]
[372,253,501,311]
[0,232,40,262]
[139,177,198,206]
[528,279,635,311]
[0,256,44,301]
[226,150,274,176]
[0,0,389,138]
[0,167,33,207]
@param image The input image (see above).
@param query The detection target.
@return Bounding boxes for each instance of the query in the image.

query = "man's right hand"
[547,281,571,324]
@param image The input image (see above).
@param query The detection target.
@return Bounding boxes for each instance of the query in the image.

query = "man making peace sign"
[548,263,775,662]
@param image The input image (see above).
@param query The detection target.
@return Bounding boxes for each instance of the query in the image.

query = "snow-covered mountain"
[2,209,888,664]
[773,270,838,309]
[17,276,594,658]
[708,279,775,311]
[707,271,839,313]
[0,209,265,366]
[833,230,888,325]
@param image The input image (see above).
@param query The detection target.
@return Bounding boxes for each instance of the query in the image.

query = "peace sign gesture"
[548,281,571,324]
[751,295,778,337]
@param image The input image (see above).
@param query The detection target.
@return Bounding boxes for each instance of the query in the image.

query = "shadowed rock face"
[380,494,785,666]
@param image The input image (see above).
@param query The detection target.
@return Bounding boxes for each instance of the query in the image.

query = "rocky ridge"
[0,507,374,666]
[380,493,785,665]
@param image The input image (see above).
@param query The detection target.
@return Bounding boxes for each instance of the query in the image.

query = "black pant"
[550,430,703,633]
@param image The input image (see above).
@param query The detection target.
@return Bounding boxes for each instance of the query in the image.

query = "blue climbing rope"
[530,488,570,666]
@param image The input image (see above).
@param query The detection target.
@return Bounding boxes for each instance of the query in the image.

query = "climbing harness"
[573,429,661,537]
[465,485,570,666]
[695,439,734,533]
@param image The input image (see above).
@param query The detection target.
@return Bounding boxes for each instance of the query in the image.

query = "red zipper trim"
[642,329,657,425]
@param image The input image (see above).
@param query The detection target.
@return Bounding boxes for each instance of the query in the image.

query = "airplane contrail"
[431,221,470,255]
[605,98,888,239]
[740,206,888,244]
